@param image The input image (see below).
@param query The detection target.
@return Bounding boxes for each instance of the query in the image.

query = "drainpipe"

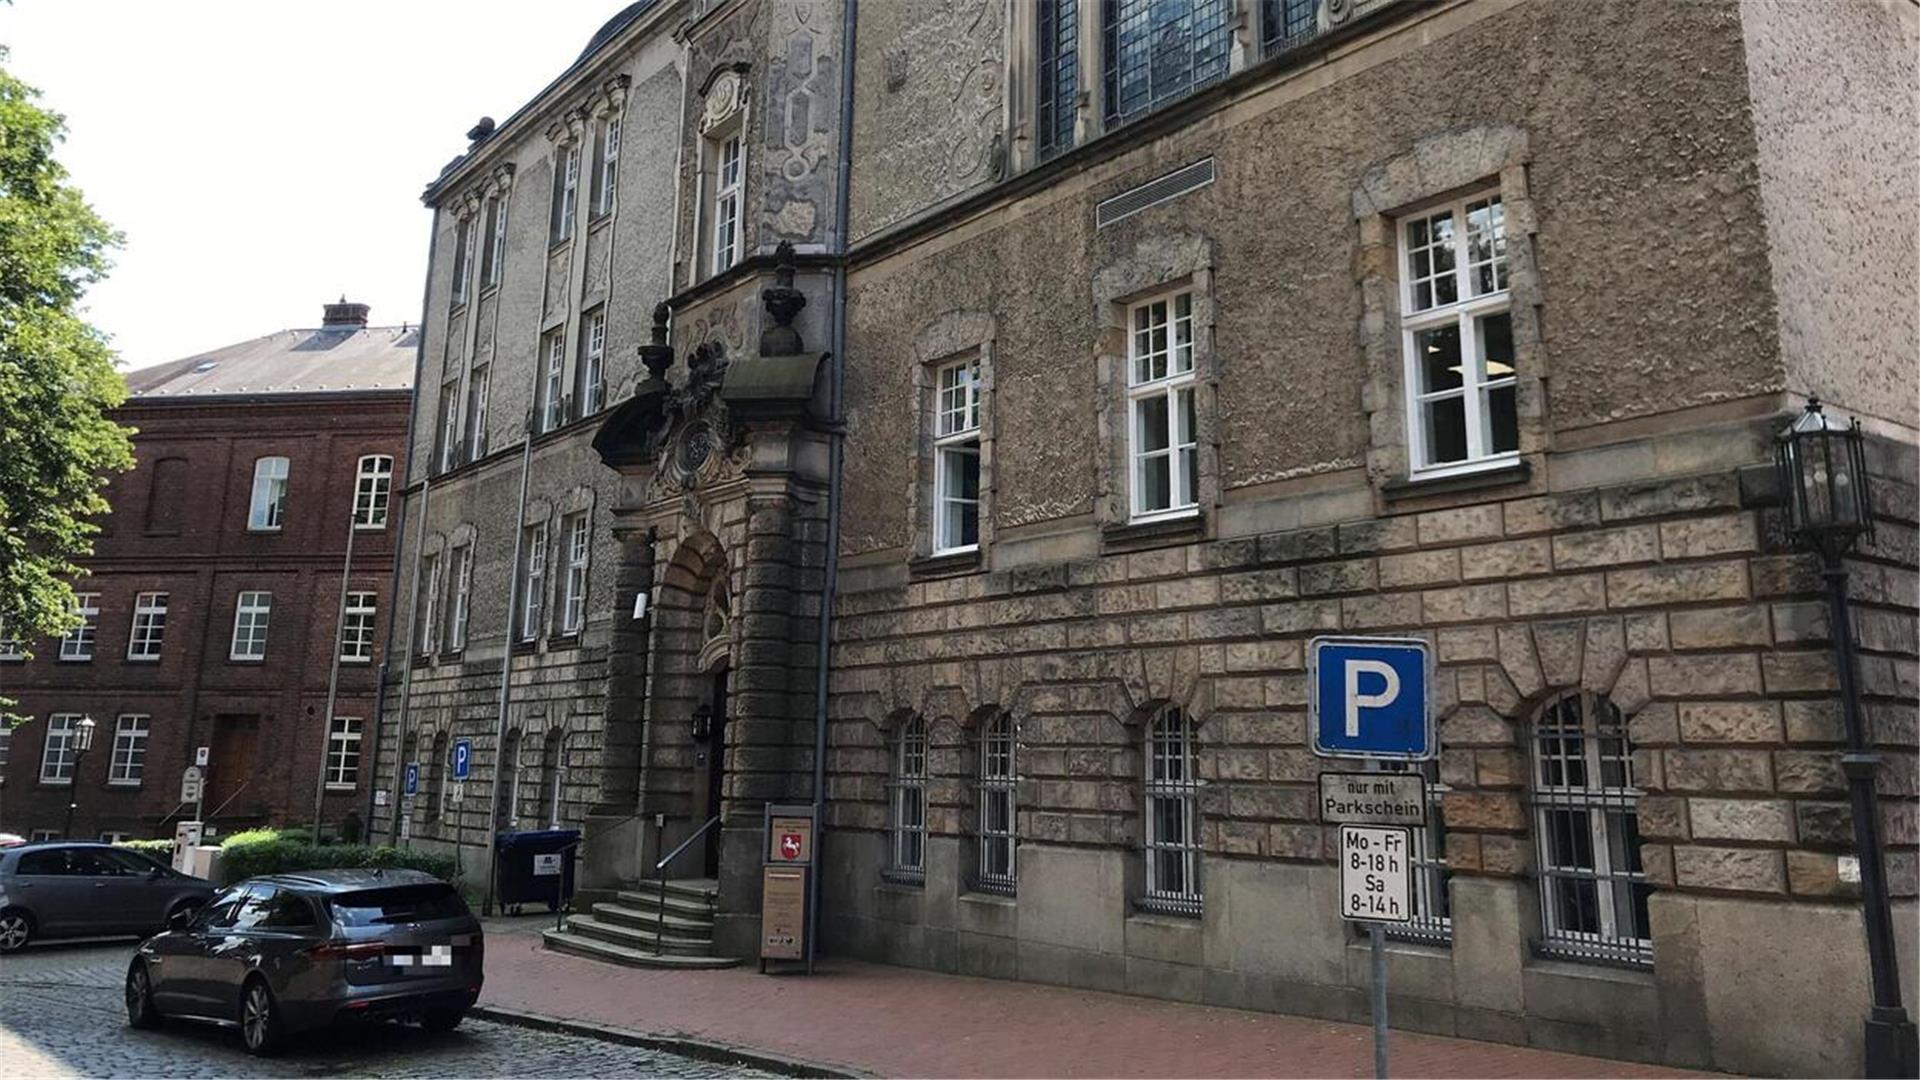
[805,0,857,976]
[375,209,441,845]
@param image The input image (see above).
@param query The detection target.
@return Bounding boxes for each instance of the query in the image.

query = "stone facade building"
[374,0,1917,1074]
[0,300,411,844]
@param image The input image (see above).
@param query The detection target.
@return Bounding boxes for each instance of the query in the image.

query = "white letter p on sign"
[1344,659,1400,738]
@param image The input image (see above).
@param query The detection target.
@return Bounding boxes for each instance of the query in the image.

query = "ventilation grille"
[1095,158,1216,229]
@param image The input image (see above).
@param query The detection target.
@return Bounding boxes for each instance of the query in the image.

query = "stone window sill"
[959,889,1017,908]
[1381,460,1531,502]
[908,548,980,579]
[547,632,582,650]
[1102,511,1206,555]
[1127,904,1203,926]
[878,871,925,890]
[1525,942,1655,977]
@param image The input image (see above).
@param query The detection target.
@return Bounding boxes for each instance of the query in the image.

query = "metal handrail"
[652,815,721,951]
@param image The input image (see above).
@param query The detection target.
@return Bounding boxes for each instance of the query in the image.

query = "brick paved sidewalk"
[478,917,1706,1079]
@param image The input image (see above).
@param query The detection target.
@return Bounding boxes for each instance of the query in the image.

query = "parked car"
[0,833,24,849]
[0,842,213,953]
[126,869,484,1055]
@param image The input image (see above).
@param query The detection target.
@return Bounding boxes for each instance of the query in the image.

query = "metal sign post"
[1311,635,1435,1080]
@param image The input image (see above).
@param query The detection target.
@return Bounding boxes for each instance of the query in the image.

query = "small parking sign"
[1309,636,1434,760]
[403,762,420,797]
[452,739,472,780]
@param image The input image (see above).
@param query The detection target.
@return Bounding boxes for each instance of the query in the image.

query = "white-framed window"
[326,716,363,790]
[340,591,377,663]
[127,592,167,660]
[1532,690,1651,966]
[467,366,491,459]
[578,309,607,416]
[229,591,272,660]
[975,712,1016,894]
[448,545,474,652]
[1143,705,1201,914]
[552,142,581,242]
[710,132,743,275]
[247,456,289,531]
[481,194,508,288]
[439,379,461,472]
[1127,292,1198,521]
[451,214,475,305]
[40,714,80,784]
[0,724,11,772]
[519,522,548,642]
[1398,191,1516,475]
[0,620,21,660]
[560,513,589,636]
[100,831,131,844]
[416,554,440,655]
[932,358,982,554]
[29,829,57,843]
[594,115,621,217]
[540,331,566,433]
[353,455,393,529]
[108,714,149,786]
[59,592,99,661]
[887,716,928,881]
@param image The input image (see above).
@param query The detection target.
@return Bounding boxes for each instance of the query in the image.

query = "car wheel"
[240,978,284,1056]
[0,909,32,954]
[125,962,164,1030]
[420,1007,466,1033]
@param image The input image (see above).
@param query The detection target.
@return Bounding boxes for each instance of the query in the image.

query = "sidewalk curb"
[469,1004,869,1078]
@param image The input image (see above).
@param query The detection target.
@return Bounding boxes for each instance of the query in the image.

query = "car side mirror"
[168,908,194,930]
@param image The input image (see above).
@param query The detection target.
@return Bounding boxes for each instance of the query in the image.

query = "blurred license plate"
[389,943,457,970]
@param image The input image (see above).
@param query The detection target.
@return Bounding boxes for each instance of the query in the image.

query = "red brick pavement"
[478,918,1710,1079]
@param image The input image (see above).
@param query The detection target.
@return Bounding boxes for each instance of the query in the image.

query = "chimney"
[323,296,370,328]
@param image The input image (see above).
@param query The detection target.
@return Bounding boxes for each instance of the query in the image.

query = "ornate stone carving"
[701,68,748,133]
[650,342,748,498]
[760,240,806,356]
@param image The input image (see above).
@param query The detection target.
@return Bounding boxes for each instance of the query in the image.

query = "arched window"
[537,728,567,829]
[887,717,928,882]
[975,713,1017,894]
[1531,690,1651,965]
[425,731,448,822]
[1143,705,1200,915]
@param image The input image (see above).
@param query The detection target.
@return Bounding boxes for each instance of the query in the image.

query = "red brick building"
[0,300,414,842]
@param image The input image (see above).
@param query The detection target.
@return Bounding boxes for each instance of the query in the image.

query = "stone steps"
[589,901,715,936]
[544,878,739,971]
[561,915,717,956]
[541,930,743,970]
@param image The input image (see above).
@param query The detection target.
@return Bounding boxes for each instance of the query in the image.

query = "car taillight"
[305,940,384,961]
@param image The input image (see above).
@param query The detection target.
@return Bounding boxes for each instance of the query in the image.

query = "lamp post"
[1775,397,1918,1079]
[61,715,97,839]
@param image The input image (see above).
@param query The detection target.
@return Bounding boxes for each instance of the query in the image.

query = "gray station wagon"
[0,842,214,952]
[127,869,484,1055]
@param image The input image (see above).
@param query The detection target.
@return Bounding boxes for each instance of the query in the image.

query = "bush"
[221,827,310,851]
[116,839,173,858]
[218,841,458,887]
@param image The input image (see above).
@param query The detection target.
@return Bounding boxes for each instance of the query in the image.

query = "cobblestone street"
[0,941,775,1079]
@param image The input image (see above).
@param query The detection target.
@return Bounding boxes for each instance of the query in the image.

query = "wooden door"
[206,715,260,818]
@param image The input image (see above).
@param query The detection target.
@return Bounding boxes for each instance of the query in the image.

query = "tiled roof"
[124,324,418,399]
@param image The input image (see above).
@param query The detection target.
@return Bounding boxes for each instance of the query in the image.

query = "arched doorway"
[698,577,733,878]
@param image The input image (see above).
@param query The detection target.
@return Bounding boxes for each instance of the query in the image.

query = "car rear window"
[329,884,470,926]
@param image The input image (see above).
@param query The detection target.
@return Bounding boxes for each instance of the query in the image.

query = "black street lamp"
[61,715,97,840]
[1775,397,1918,1079]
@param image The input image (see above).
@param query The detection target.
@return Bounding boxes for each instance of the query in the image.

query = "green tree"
[0,49,134,711]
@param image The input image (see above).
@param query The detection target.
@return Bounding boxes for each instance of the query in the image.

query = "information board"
[1340,825,1413,924]
[761,866,806,961]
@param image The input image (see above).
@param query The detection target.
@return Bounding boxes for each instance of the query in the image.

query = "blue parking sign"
[452,739,472,780]
[403,762,420,797]
[1309,636,1433,760]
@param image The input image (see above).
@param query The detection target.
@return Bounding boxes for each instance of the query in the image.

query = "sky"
[0,2,625,370]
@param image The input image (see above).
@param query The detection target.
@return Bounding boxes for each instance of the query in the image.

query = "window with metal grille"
[354,455,393,529]
[1260,0,1318,56]
[326,716,362,789]
[1102,0,1232,128]
[1036,0,1079,158]
[975,713,1017,894]
[1143,705,1201,915]
[229,591,272,660]
[887,717,928,882]
[1371,759,1452,946]
[59,592,98,661]
[1531,690,1651,967]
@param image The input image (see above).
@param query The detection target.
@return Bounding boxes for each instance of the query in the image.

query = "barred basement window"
[887,716,928,882]
[1036,0,1079,158]
[1375,759,1452,946]
[60,592,99,661]
[1142,705,1200,915]
[1531,690,1651,967]
[1103,0,1231,128]
[975,713,1017,894]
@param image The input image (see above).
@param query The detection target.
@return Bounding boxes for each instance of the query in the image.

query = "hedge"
[116,839,173,859]
[217,839,459,887]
